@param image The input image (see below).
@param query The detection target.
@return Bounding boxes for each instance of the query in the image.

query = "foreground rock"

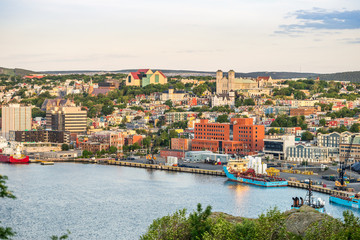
[212,205,331,237]
[284,205,330,236]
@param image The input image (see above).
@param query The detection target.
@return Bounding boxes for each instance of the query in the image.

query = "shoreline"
[27,158,352,197]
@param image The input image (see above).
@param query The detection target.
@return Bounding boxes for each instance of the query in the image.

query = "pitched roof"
[156,70,167,78]
[137,69,149,73]
[131,72,140,80]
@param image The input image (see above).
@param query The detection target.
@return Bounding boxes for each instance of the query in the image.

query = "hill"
[2,66,360,82]
[316,71,360,82]
[0,67,36,76]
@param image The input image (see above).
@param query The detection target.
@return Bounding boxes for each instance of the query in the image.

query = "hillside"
[3,66,360,82]
[0,67,36,76]
[316,71,360,82]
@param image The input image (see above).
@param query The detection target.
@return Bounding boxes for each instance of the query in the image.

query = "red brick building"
[191,118,264,155]
[160,149,185,159]
[125,135,143,146]
[171,138,192,151]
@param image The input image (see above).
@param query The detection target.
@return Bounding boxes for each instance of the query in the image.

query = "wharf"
[30,158,352,197]
[106,159,226,176]
[288,181,351,197]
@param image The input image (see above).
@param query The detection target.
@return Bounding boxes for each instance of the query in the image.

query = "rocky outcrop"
[284,205,331,236]
[212,205,331,237]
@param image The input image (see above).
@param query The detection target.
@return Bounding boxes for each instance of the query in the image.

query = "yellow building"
[126,69,167,87]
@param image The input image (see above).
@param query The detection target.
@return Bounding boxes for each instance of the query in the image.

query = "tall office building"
[46,107,87,134]
[1,104,32,139]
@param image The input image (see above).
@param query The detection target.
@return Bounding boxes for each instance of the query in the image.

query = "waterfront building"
[46,107,87,134]
[263,135,295,160]
[40,150,82,160]
[79,142,110,153]
[339,136,360,163]
[91,131,125,150]
[126,69,167,87]
[317,131,353,148]
[1,104,32,139]
[191,118,264,155]
[286,144,333,163]
[9,130,70,144]
[184,150,231,163]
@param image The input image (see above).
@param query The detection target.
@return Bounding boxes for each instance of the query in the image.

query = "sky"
[0,0,359,73]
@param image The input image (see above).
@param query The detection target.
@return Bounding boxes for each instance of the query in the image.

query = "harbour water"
[0,163,359,240]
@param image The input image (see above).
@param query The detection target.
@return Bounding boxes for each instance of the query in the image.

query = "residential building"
[165,112,197,125]
[9,130,70,143]
[290,107,320,116]
[1,104,32,139]
[125,135,143,146]
[126,69,167,87]
[46,107,87,134]
[211,91,235,107]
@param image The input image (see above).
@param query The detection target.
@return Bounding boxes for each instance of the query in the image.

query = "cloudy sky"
[0,0,359,73]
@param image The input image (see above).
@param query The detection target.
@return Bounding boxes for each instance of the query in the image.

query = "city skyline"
[1,0,359,73]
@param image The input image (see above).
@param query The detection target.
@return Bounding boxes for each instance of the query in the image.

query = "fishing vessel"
[223,157,288,187]
[329,194,360,209]
[291,180,325,213]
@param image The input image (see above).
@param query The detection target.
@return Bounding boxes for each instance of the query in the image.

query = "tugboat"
[291,179,325,213]
[223,157,288,187]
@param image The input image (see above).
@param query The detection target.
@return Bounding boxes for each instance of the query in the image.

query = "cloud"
[277,8,360,34]
[341,38,360,44]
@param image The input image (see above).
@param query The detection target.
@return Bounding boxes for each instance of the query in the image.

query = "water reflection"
[224,181,251,205]
[0,163,359,240]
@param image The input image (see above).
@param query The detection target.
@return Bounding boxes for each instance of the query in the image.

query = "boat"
[223,158,288,187]
[0,143,29,164]
[291,180,325,213]
[329,194,360,209]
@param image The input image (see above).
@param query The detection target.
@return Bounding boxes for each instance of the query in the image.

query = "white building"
[211,91,235,107]
[1,104,32,139]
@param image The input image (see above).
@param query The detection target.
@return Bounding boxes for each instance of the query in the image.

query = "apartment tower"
[1,104,32,139]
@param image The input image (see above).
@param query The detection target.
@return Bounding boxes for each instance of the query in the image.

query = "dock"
[288,181,352,197]
[106,159,226,176]
[29,158,353,197]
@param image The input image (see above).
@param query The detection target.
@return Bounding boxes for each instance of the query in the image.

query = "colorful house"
[126,69,167,87]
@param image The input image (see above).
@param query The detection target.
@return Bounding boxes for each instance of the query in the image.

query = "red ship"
[0,147,29,164]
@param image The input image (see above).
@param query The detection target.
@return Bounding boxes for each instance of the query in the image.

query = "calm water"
[0,163,359,240]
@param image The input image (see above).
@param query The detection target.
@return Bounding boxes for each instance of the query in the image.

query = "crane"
[335,134,356,190]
